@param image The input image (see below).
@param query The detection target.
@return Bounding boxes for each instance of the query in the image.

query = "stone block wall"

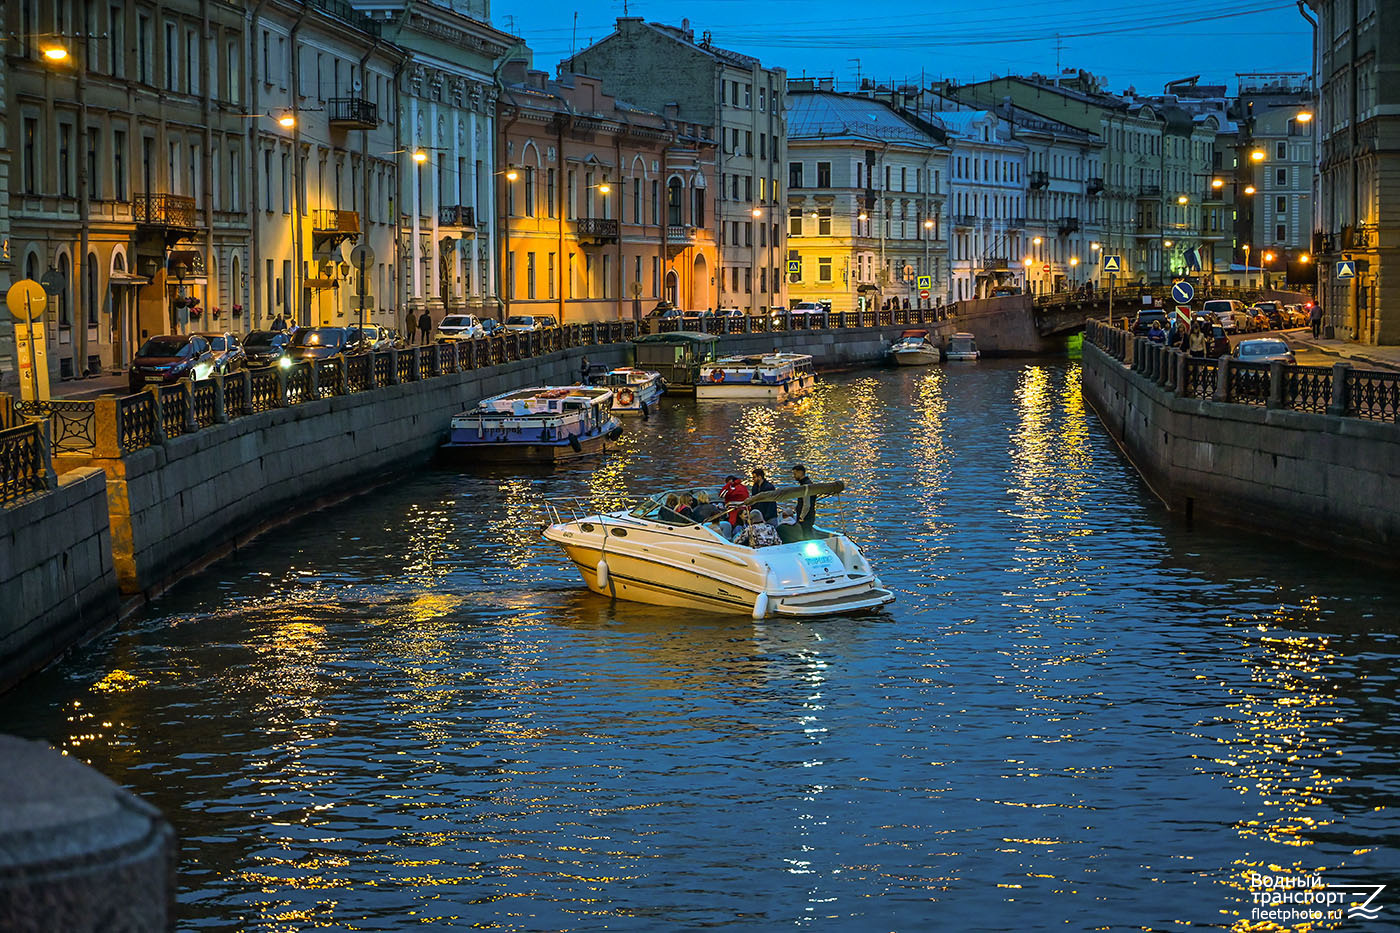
[0,468,120,692]
[1082,340,1400,555]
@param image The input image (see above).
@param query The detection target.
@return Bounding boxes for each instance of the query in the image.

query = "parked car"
[1251,301,1285,329]
[645,301,678,319]
[435,314,485,342]
[503,314,556,332]
[680,309,713,325]
[243,330,293,368]
[128,334,218,391]
[1285,304,1309,327]
[345,323,389,354]
[479,318,502,336]
[1189,317,1230,357]
[1233,337,1296,365]
[1202,298,1247,333]
[283,326,349,369]
[1132,308,1169,336]
[192,331,246,374]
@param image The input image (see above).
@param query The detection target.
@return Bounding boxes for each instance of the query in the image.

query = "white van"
[1202,298,1247,332]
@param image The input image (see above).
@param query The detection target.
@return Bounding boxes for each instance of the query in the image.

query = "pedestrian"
[404,310,417,345]
[790,463,816,539]
[1309,303,1323,339]
[270,313,285,332]
[1188,324,1208,358]
[750,468,777,523]
[418,310,432,345]
[580,355,590,386]
[1148,321,1166,345]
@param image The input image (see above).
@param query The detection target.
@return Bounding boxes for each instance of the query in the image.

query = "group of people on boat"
[656,465,818,547]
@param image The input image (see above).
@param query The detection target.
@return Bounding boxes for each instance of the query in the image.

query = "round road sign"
[1042,264,1051,274]
[349,243,376,268]
[919,289,930,300]
[5,279,47,322]
[1171,280,1196,304]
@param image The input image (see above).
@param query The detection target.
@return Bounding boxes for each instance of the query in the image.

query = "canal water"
[3,361,1398,932]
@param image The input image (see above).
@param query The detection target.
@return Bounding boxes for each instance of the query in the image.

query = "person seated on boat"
[719,475,750,527]
[732,509,781,549]
[691,491,721,524]
[774,503,803,544]
[657,494,689,525]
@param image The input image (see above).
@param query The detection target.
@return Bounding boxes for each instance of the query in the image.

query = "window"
[58,124,73,197]
[817,208,831,236]
[164,22,177,91]
[602,255,612,299]
[1276,141,1287,159]
[109,6,125,77]
[632,176,641,224]
[816,161,831,187]
[547,168,556,218]
[186,27,199,94]
[1276,168,1287,187]
[526,252,536,299]
[651,180,660,224]
[693,187,705,228]
[584,254,593,299]
[524,166,535,217]
[22,118,38,194]
[744,84,752,108]
[759,87,766,111]
[138,15,152,83]
[113,130,127,200]
[548,253,556,299]
[818,257,832,282]
[759,134,766,160]
[1276,196,1287,213]
[566,170,576,220]
[227,40,240,103]
[507,252,516,300]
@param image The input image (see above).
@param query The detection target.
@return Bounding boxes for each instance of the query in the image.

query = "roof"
[648,23,758,68]
[787,92,944,147]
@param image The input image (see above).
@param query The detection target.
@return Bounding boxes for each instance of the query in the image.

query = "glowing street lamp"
[923,219,934,229]
[277,113,296,128]
[504,168,519,182]
[1164,240,1174,248]
[42,45,69,62]
[751,207,762,218]
[1211,178,1225,189]
[1032,236,1042,246]
[1299,253,1311,263]
[1297,110,1314,123]
[1090,242,1101,252]
[412,150,428,163]
[1250,149,1266,162]
[1177,195,1189,205]
[1244,185,1256,196]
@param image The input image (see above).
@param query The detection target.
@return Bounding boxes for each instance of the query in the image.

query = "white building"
[933,111,1028,301]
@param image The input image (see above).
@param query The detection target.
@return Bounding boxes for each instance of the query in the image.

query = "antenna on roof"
[848,58,861,88]
[1054,33,1062,84]
[570,11,578,58]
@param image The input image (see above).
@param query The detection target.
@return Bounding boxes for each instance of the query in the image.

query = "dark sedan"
[244,330,292,368]
[128,334,216,392]
[283,327,349,369]
[193,331,246,374]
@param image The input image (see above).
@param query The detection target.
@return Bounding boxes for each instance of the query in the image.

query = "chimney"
[817,77,834,92]
[501,58,529,84]
[681,17,693,42]
[616,16,643,35]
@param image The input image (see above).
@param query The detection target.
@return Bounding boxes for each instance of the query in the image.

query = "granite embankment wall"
[1081,338,1400,556]
[0,467,119,693]
[2,326,916,692]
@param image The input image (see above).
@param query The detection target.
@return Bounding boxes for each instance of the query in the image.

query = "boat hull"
[441,428,620,463]
[891,348,940,366]
[611,383,665,415]
[694,372,815,401]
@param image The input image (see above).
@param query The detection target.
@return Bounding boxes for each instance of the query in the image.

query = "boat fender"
[596,558,610,590]
[752,591,769,620]
[608,425,624,441]
[640,401,650,420]
[569,434,582,452]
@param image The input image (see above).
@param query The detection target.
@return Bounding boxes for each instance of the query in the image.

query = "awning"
[742,481,845,507]
[108,272,150,286]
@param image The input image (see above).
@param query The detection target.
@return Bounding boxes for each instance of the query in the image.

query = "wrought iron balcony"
[1007,216,1027,229]
[576,217,619,242]
[312,210,361,248]
[1134,218,1161,236]
[133,193,198,229]
[439,205,475,228]
[1344,223,1377,249]
[328,97,380,129]
[1057,217,1080,235]
[952,213,976,227]
[1136,184,1162,199]
[667,225,697,243]
[1086,176,1104,195]
[1029,170,1049,189]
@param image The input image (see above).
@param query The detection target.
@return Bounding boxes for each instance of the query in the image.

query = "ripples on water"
[3,361,1397,932]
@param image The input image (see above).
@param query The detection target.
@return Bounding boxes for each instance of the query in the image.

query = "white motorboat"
[695,352,816,401]
[601,367,665,416]
[945,332,980,361]
[889,329,941,366]
[441,385,622,462]
[543,481,894,619]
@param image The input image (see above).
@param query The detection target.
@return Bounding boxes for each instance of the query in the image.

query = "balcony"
[439,205,476,229]
[1314,231,1337,255]
[1204,184,1224,201]
[1134,219,1161,236]
[1086,176,1104,195]
[1029,170,1049,189]
[576,217,619,243]
[328,97,380,130]
[1057,217,1080,236]
[1344,223,1377,249]
[1007,216,1027,229]
[981,256,1011,271]
[1136,184,1162,200]
[133,193,200,247]
[952,213,976,228]
[312,210,361,249]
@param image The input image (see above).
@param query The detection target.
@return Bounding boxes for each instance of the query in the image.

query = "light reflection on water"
[2,360,1397,932]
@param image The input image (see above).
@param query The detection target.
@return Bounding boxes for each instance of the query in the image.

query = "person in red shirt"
[719,475,750,531]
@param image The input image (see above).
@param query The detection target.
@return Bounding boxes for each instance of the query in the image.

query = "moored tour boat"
[441,386,622,463]
[543,481,894,619]
[889,329,941,366]
[695,352,815,401]
[602,367,665,416]
[945,332,980,361]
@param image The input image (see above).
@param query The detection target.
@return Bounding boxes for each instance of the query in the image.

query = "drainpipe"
[200,0,215,334]
[76,19,90,367]
[391,56,406,326]
[614,113,625,320]
[289,15,306,325]
[248,0,271,327]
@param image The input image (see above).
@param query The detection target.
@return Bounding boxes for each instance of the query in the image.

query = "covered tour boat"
[889,329,941,366]
[543,481,894,619]
[602,367,665,416]
[945,332,981,361]
[695,352,816,401]
[632,331,719,395]
[441,386,622,463]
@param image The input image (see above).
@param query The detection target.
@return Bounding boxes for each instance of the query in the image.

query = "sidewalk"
[50,373,131,400]
[1284,329,1400,373]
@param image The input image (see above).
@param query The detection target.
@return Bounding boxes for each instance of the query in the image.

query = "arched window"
[667,178,683,227]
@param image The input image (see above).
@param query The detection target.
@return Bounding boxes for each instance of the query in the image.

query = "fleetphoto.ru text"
[1247,873,1386,924]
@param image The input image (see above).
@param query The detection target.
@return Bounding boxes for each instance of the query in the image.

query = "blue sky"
[492,0,1314,96]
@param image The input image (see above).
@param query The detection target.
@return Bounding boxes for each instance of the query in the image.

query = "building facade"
[784,84,948,312]
[562,17,787,312]
[497,70,718,321]
[933,110,1027,302]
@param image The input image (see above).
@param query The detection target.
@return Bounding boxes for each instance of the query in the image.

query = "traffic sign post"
[5,279,50,402]
[1102,256,1123,329]
[1335,260,1357,279]
[350,243,376,331]
[787,259,801,276]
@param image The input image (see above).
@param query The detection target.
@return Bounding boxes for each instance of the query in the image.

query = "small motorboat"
[441,385,622,463]
[695,352,816,401]
[543,480,894,619]
[945,332,980,361]
[602,367,665,417]
[890,329,941,366]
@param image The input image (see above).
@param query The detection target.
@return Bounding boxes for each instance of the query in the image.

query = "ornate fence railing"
[1084,319,1400,422]
[0,421,50,505]
[34,313,945,460]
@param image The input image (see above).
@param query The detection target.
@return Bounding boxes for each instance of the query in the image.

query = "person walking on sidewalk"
[1309,304,1323,339]
[418,310,433,345]
[404,310,417,345]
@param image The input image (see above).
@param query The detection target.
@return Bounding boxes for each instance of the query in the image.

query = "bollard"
[212,373,228,423]
[366,351,379,390]
[91,397,122,459]
[146,386,167,442]
[275,365,291,406]
[180,379,198,433]
[1212,354,1231,402]
[306,361,321,399]
[1327,361,1351,416]
[1160,348,1176,388]
[336,359,349,396]
[1266,359,1286,409]
[235,369,254,416]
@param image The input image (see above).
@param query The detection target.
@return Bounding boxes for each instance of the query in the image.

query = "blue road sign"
[1102,255,1122,273]
[1171,280,1195,304]
[787,259,801,275]
[1336,260,1357,279]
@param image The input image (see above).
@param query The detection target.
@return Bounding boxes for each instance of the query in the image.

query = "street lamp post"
[922,218,933,307]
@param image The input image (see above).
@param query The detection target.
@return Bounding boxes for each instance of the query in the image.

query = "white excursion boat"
[602,367,665,416]
[695,352,816,401]
[889,329,941,366]
[441,385,622,463]
[543,481,894,619]
[945,332,981,361]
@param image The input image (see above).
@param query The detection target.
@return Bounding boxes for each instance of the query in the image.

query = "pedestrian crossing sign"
[917,275,932,290]
[1336,260,1357,279]
[788,259,801,275]
[1102,255,1123,273]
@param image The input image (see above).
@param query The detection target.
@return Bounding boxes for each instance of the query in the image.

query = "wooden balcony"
[312,210,360,249]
